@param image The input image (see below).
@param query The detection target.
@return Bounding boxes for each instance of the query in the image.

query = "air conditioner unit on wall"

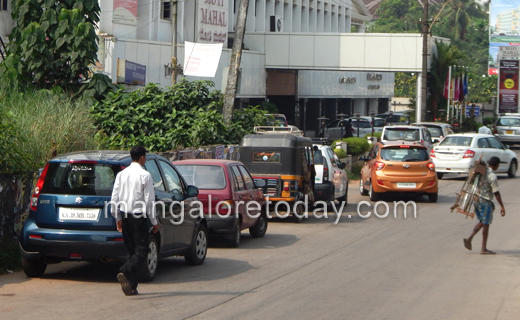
[270,15,283,32]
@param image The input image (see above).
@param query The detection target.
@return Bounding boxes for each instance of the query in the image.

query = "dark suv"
[20,151,208,281]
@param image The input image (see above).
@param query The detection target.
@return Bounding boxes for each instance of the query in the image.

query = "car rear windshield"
[353,121,372,128]
[372,119,386,127]
[383,128,420,141]
[175,165,226,189]
[41,162,121,196]
[313,149,325,165]
[252,151,281,163]
[425,126,443,137]
[497,117,520,126]
[439,136,473,147]
[380,147,429,162]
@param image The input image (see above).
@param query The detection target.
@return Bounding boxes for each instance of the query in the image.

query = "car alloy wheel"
[138,235,158,282]
[369,182,380,201]
[185,224,208,265]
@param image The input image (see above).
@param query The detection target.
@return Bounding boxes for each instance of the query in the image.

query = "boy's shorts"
[475,199,495,225]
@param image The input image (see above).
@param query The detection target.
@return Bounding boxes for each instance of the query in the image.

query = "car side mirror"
[339,162,346,169]
[186,185,199,198]
[505,145,510,149]
[254,179,266,188]
[172,189,184,201]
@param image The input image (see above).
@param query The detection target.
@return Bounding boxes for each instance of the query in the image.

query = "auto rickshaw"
[239,132,315,222]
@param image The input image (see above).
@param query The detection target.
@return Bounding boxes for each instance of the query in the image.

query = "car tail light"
[400,145,410,148]
[427,162,435,170]
[430,150,435,158]
[30,163,50,211]
[376,180,384,186]
[421,139,424,145]
[283,181,290,191]
[29,235,42,239]
[374,161,385,170]
[428,180,436,186]
[493,126,497,134]
[463,150,475,158]
[70,253,82,259]
[323,165,329,181]
[218,200,233,214]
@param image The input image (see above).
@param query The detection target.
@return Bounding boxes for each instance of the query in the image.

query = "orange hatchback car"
[358,141,438,202]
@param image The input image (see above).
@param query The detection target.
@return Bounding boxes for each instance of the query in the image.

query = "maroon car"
[173,159,267,247]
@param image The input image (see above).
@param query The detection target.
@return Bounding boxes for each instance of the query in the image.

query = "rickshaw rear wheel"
[293,203,305,223]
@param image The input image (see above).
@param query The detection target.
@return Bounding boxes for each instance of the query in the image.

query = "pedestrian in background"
[344,119,353,138]
[111,146,159,296]
[478,125,492,135]
[463,156,505,255]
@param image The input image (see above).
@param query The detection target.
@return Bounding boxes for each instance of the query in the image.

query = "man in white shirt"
[111,146,159,296]
[478,125,493,134]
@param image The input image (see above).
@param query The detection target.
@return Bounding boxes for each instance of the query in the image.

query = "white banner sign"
[499,46,520,60]
[183,42,223,77]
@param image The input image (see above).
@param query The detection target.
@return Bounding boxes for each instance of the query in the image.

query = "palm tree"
[429,40,465,120]
[440,0,487,40]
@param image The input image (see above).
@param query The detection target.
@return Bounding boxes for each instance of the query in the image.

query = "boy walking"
[463,156,506,254]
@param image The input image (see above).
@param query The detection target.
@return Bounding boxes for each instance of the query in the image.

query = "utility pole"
[223,0,249,126]
[420,0,429,123]
[171,0,178,86]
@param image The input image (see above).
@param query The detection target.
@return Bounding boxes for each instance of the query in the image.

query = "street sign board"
[465,105,480,117]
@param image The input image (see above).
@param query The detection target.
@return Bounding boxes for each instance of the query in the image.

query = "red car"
[173,159,267,247]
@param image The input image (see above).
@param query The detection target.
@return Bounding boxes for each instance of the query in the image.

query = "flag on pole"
[458,77,465,101]
[463,73,468,97]
[454,76,460,101]
[443,72,450,99]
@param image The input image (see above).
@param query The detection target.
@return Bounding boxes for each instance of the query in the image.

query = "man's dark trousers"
[120,214,149,290]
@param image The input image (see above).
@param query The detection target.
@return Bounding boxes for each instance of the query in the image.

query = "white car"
[381,125,434,153]
[312,145,348,203]
[431,133,518,179]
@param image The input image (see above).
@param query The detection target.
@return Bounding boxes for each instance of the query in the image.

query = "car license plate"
[440,154,457,159]
[506,130,514,134]
[59,207,100,221]
[397,182,416,188]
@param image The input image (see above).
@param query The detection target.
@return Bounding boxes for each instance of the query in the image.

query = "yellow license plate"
[506,130,514,134]
[282,191,290,197]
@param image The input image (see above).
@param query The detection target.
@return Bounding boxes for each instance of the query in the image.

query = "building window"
[1,0,8,11]
[162,1,171,20]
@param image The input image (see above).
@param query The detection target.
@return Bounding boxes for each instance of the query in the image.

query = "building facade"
[1,0,442,131]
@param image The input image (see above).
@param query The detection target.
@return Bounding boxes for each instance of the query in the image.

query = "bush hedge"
[333,147,347,159]
[332,137,370,156]
[363,132,382,140]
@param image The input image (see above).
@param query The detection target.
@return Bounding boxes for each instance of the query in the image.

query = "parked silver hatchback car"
[494,114,520,145]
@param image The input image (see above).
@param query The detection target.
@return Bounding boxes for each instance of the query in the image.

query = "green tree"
[2,0,100,91]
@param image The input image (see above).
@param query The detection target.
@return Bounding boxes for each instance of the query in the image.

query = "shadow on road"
[33,257,255,285]
[209,232,299,249]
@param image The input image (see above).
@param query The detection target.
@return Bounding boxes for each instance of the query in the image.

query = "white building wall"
[0,10,13,43]
[245,33,436,72]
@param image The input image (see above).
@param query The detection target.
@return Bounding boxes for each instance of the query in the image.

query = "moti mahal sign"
[197,0,229,44]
